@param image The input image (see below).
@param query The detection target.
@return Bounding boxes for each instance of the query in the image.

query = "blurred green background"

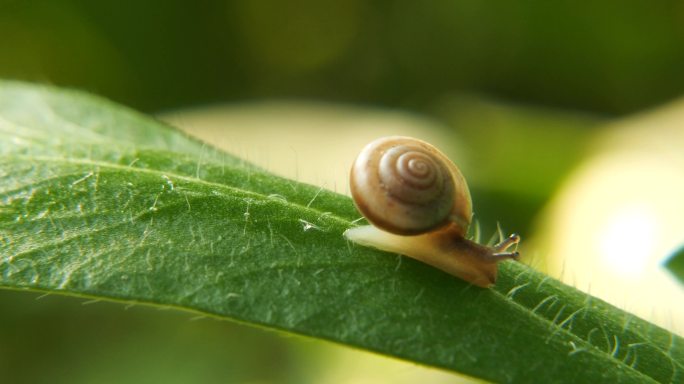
[2,1,684,383]
[3,0,684,114]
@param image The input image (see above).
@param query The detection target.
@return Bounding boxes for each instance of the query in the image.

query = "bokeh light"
[534,98,684,335]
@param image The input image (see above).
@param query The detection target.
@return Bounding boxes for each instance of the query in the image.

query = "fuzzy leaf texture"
[0,81,682,384]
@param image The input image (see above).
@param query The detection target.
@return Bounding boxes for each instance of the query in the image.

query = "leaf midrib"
[3,154,352,227]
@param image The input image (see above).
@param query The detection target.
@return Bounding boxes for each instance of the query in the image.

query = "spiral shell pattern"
[350,136,472,235]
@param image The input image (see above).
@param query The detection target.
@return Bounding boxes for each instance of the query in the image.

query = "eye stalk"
[345,136,520,287]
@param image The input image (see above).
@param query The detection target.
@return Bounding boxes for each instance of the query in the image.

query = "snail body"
[344,136,519,287]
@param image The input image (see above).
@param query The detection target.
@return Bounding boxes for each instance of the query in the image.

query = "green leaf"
[1,80,682,384]
[666,246,684,284]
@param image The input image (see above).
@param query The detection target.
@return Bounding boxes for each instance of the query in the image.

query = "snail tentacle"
[494,233,521,253]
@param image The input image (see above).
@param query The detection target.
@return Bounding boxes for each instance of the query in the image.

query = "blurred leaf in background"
[0,290,311,384]
[666,246,684,284]
[1,1,684,113]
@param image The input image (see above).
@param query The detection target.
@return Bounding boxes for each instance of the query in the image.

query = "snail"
[343,136,520,287]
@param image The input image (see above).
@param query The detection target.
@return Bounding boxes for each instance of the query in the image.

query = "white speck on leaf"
[243,200,252,235]
[298,219,321,232]
[267,194,287,203]
[149,194,160,212]
[162,175,174,191]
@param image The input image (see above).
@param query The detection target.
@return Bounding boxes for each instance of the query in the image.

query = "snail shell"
[350,136,472,236]
[345,136,519,288]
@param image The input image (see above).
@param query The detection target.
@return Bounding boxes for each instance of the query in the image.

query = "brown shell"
[349,136,472,236]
